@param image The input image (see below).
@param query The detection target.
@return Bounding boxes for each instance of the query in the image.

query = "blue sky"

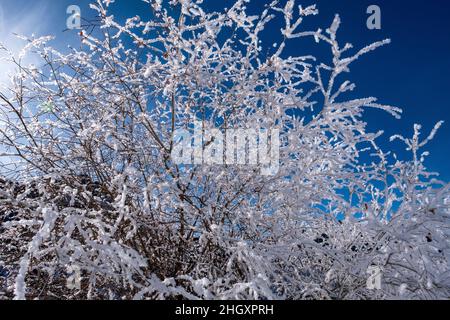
[0,0,449,181]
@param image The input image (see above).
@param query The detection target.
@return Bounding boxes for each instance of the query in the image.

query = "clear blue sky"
[0,0,449,181]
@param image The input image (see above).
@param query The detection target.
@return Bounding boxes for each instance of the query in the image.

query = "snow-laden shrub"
[0,0,448,299]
